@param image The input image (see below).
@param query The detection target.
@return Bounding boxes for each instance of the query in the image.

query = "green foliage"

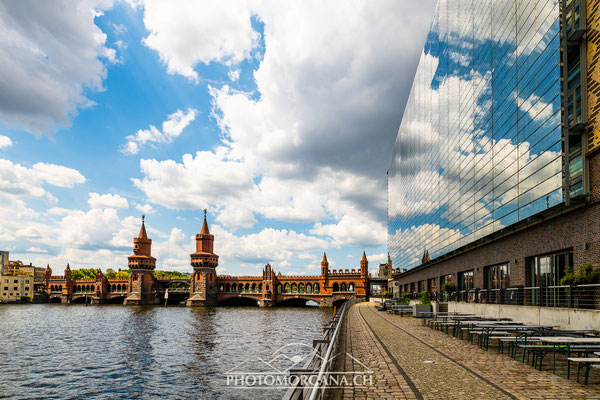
[5,270,32,276]
[104,268,117,279]
[560,264,600,286]
[70,268,98,280]
[400,292,411,303]
[21,295,32,302]
[418,291,431,306]
[116,269,131,279]
[154,270,190,279]
[441,282,456,293]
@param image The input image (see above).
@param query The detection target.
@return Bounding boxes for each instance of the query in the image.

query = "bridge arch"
[218,295,260,306]
[49,296,62,303]
[332,298,349,308]
[71,296,86,304]
[277,297,319,307]
[107,296,126,304]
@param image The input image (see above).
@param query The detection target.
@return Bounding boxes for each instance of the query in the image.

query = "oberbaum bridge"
[43,213,387,307]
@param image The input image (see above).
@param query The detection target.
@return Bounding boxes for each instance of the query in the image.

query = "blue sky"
[0,0,436,276]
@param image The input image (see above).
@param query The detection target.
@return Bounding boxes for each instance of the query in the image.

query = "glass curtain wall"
[388,0,563,270]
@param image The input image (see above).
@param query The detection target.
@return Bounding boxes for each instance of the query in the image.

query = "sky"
[0,0,436,276]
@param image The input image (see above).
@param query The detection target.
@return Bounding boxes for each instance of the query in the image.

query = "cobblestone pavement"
[355,302,600,400]
[336,302,418,399]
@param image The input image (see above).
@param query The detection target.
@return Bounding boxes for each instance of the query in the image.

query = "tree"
[70,268,97,280]
[116,270,131,279]
[105,268,117,279]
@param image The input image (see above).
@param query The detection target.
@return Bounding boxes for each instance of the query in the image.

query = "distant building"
[0,273,33,303]
[0,251,8,274]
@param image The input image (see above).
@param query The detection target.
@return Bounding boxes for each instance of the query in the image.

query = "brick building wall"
[393,199,600,293]
[393,1,600,295]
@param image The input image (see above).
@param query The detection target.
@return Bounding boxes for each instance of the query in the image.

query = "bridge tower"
[259,263,275,307]
[360,251,368,278]
[187,210,219,306]
[124,216,158,305]
[321,253,329,278]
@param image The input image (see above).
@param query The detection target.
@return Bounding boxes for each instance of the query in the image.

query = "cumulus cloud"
[135,203,156,215]
[121,108,197,155]
[0,0,116,135]
[130,0,436,249]
[140,0,259,82]
[0,135,12,148]
[88,192,129,209]
[0,159,86,202]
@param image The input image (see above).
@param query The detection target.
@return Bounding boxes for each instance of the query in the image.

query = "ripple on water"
[0,304,331,399]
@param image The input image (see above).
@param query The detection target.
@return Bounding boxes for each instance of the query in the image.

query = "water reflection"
[388,0,563,270]
[0,304,330,400]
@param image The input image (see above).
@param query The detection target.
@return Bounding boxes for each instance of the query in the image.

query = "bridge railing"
[282,300,354,400]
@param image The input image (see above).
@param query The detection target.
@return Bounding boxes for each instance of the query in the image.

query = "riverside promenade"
[336,303,600,400]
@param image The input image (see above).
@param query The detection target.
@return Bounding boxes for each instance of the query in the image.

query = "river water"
[0,304,332,400]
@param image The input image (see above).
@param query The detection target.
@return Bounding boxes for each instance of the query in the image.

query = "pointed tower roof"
[66,263,70,270]
[138,215,148,239]
[322,252,328,263]
[361,251,368,262]
[200,208,210,235]
[422,249,431,264]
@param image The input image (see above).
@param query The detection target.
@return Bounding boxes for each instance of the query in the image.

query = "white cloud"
[139,0,259,82]
[0,159,85,202]
[121,108,196,155]
[0,0,116,135]
[88,192,129,209]
[31,162,86,188]
[132,0,436,248]
[135,203,156,214]
[228,69,240,82]
[0,135,12,148]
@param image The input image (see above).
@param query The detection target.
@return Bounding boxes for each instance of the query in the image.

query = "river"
[0,304,332,399]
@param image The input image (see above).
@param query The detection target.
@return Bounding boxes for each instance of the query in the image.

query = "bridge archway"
[219,296,259,306]
[107,296,126,304]
[49,296,62,303]
[332,298,348,308]
[71,296,86,304]
[277,297,319,307]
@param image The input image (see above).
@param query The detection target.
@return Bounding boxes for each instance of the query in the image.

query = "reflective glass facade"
[388,0,564,270]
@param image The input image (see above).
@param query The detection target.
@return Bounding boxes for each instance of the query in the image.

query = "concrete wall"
[448,302,600,330]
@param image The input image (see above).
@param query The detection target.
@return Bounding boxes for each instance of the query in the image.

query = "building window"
[485,263,510,289]
[427,278,436,292]
[459,270,474,291]
[527,250,571,287]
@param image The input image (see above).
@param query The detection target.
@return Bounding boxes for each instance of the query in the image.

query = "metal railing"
[282,300,352,400]
[438,284,600,309]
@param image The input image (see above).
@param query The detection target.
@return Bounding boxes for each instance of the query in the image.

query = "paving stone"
[342,303,600,400]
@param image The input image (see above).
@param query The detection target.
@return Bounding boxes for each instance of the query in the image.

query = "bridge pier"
[258,299,275,307]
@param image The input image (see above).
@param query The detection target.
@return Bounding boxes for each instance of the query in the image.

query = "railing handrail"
[308,301,348,400]
[282,300,352,400]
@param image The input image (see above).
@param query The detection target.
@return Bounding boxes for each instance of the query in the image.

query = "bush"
[441,282,456,293]
[400,292,411,303]
[560,264,600,286]
[21,295,32,303]
[418,291,431,306]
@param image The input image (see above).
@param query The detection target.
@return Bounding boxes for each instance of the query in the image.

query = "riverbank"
[335,302,600,399]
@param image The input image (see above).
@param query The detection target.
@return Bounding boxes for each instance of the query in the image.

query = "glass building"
[388,0,588,271]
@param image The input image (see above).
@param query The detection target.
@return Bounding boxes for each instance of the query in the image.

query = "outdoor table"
[536,337,600,379]
[476,324,550,351]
